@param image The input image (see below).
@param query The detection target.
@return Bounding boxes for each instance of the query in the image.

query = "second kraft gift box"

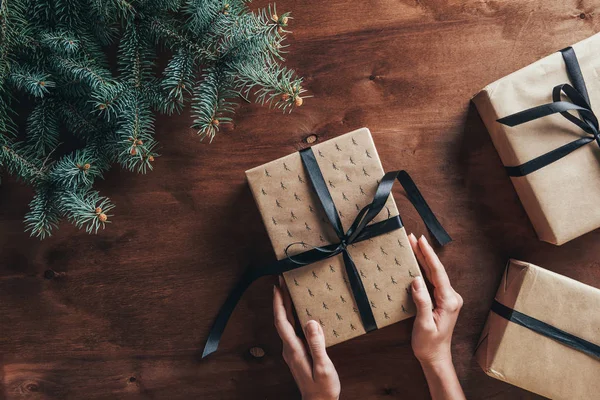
[473,32,600,245]
[476,259,600,399]
[202,127,451,357]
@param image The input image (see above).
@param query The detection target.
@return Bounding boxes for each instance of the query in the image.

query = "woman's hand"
[408,233,466,400]
[273,277,341,400]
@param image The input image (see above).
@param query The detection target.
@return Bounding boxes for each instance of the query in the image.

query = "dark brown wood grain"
[2,0,600,398]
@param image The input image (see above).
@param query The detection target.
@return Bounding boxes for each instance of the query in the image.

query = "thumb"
[412,276,434,325]
[304,320,331,367]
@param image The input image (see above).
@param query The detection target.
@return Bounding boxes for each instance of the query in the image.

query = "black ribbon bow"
[497,46,600,177]
[202,147,451,358]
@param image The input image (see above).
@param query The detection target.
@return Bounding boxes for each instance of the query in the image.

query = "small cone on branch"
[294,96,303,107]
[95,207,102,214]
[136,139,143,145]
[282,16,289,25]
[148,155,155,162]
[212,119,220,127]
[83,163,91,171]
[130,147,137,155]
[281,93,290,102]
[272,14,278,22]
[98,213,108,222]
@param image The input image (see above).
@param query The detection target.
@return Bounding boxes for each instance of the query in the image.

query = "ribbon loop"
[496,47,600,177]
[201,146,451,359]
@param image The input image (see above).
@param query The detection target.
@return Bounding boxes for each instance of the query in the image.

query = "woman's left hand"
[273,276,341,400]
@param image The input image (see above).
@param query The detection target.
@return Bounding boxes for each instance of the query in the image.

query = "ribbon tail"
[202,269,261,358]
[505,136,594,177]
[342,250,377,333]
[397,171,452,246]
[560,47,590,104]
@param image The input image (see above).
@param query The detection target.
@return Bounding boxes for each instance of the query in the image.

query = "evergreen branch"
[40,31,81,55]
[59,189,115,234]
[191,66,237,142]
[160,49,196,114]
[0,142,47,184]
[49,148,103,190]
[25,99,59,157]
[24,187,60,239]
[149,17,216,61]
[115,92,157,172]
[51,56,112,90]
[119,20,154,87]
[233,57,304,112]
[7,66,55,97]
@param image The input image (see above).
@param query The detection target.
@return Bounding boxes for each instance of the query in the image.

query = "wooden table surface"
[2,1,600,399]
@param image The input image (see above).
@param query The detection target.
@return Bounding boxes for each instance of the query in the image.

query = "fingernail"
[273,285,277,293]
[420,235,428,245]
[409,233,415,240]
[412,276,424,291]
[305,320,319,336]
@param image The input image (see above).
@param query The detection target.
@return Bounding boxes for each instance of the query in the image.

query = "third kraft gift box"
[473,32,600,245]
[476,259,600,399]
[202,128,451,357]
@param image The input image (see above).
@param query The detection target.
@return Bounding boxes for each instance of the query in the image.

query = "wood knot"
[304,134,318,144]
[44,269,56,279]
[249,347,265,358]
[26,383,39,392]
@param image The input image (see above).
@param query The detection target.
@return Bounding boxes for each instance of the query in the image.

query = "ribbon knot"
[201,146,451,358]
[497,46,600,177]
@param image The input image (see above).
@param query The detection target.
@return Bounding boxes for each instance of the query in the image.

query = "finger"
[417,236,456,306]
[279,276,295,328]
[273,285,304,352]
[304,320,332,369]
[409,233,432,281]
[411,276,435,327]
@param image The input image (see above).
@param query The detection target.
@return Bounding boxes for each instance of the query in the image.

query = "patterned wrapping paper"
[245,128,421,346]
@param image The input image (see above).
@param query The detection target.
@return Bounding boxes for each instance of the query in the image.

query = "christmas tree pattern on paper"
[247,129,420,346]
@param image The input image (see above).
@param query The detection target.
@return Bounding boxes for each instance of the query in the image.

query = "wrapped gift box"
[245,128,423,346]
[476,259,600,399]
[473,33,600,245]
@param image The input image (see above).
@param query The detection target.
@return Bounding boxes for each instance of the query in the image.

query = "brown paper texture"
[475,260,600,399]
[246,128,421,346]
[473,33,600,245]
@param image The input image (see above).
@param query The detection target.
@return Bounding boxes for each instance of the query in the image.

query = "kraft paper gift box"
[476,259,600,399]
[473,33,600,245]
[244,127,433,346]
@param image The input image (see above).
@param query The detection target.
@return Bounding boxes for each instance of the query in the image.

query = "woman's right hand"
[408,233,466,400]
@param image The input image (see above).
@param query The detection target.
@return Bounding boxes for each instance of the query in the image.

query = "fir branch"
[49,148,103,190]
[7,65,55,97]
[59,189,114,234]
[191,66,237,142]
[25,99,59,157]
[24,187,60,239]
[40,31,81,55]
[0,142,47,184]
[160,49,196,114]
[233,57,304,112]
[115,92,157,173]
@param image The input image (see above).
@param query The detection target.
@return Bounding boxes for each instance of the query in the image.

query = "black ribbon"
[202,147,451,358]
[491,300,600,359]
[497,47,600,177]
